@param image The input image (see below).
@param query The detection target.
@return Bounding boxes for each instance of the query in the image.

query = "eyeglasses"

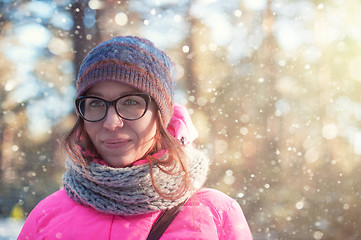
[75,93,151,122]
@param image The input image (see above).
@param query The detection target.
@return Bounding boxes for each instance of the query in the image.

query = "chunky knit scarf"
[62,145,209,216]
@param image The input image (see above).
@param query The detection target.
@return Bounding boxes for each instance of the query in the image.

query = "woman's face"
[83,81,158,168]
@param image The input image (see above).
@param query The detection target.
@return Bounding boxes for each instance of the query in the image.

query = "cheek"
[137,109,158,141]
[149,119,158,138]
[138,116,157,139]
[84,122,97,142]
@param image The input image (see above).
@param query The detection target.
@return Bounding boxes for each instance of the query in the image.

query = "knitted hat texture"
[76,36,176,125]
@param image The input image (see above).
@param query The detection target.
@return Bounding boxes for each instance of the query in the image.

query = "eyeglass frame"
[75,93,152,122]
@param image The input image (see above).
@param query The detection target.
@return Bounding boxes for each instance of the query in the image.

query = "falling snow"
[1,0,361,239]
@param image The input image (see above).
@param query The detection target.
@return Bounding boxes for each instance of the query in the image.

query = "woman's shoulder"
[194,188,239,208]
[18,189,77,239]
[190,187,247,224]
[196,188,253,239]
[196,187,232,197]
[26,188,78,221]
[35,188,73,209]
[173,188,252,239]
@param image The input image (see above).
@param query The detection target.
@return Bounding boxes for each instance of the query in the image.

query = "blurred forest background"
[1,0,361,239]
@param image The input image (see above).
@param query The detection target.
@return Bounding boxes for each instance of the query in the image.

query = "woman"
[18,36,252,239]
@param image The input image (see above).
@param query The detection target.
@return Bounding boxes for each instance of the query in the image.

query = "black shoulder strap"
[146,199,188,240]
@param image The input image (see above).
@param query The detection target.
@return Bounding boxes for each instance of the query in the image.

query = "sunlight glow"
[88,0,105,10]
[207,13,232,46]
[115,12,128,26]
[16,24,50,48]
[349,55,361,82]
[322,124,338,140]
[243,0,267,11]
[354,132,361,155]
[48,38,69,55]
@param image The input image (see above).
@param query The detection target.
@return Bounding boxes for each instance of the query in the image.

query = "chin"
[104,156,134,168]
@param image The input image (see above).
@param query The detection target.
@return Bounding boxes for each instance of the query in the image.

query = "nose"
[103,106,124,130]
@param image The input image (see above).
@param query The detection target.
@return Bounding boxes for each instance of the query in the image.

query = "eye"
[88,99,105,108]
[124,98,139,105]
[120,96,143,106]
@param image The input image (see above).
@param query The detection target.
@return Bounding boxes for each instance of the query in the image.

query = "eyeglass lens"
[78,95,148,121]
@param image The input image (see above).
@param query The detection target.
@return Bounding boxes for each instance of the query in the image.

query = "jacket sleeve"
[220,199,253,240]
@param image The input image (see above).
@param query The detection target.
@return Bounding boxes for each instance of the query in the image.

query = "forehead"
[86,81,141,96]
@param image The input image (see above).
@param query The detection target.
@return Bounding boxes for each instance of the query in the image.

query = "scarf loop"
[63,146,209,216]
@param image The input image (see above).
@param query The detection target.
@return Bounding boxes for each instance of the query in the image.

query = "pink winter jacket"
[18,188,252,240]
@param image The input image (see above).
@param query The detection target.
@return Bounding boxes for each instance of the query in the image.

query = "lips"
[102,139,131,149]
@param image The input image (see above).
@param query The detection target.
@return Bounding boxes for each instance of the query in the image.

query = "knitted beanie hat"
[76,36,176,126]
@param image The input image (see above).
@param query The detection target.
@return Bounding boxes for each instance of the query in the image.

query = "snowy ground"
[0,218,24,240]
